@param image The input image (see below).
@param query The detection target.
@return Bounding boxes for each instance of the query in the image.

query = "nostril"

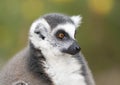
[75,46,81,51]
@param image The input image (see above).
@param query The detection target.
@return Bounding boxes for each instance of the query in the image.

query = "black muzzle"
[62,41,81,55]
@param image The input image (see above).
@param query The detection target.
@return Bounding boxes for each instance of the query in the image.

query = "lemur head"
[29,13,82,55]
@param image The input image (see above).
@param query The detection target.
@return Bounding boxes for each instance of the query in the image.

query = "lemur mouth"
[62,42,81,55]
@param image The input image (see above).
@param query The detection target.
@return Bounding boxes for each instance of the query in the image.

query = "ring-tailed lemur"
[0,13,95,85]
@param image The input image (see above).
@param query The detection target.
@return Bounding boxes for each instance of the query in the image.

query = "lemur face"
[29,13,82,55]
[50,23,81,55]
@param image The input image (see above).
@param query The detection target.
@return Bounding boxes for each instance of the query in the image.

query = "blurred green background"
[0,0,120,85]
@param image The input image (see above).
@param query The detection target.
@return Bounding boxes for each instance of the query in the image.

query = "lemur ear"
[71,15,82,28]
[30,18,50,40]
[34,23,46,40]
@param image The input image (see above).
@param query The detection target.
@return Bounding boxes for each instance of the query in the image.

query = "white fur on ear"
[30,18,50,35]
[71,15,82,28]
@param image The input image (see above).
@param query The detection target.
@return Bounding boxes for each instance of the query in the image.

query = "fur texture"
[0,13,95,85]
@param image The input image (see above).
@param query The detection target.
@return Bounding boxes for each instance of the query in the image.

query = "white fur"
[29,17,86,85]
[30,18,51,36]
[29,18,51,49]
[52,23,76,39]
[41,44,86,85]
[29,29,86,85]
[71,15,82,28]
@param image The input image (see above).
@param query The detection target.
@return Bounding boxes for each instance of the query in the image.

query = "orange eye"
[57,33,65,39]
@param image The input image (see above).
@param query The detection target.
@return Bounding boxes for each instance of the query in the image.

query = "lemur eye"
[57,33,65,39]
[56,30,69,40]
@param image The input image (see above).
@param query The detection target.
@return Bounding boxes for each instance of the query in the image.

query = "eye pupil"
[58,33,65,39]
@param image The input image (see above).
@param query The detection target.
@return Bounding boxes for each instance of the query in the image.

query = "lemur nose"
[62,41,81,55]
[75,46,81,52]
[68,42,81,55]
